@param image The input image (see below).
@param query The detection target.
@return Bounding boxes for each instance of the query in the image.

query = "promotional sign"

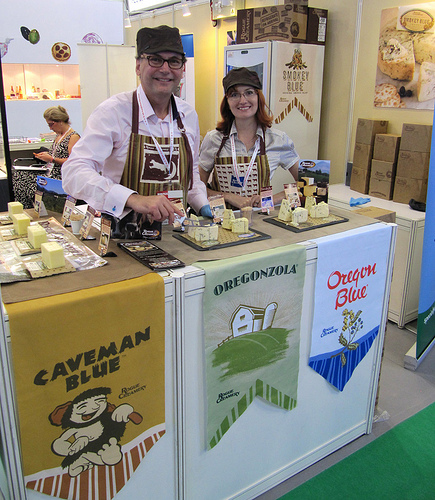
[416,114,435,358]
[195,245,306,449]
[269,42,325,169]
[6,274,165,500]
[309,224,392,391]
[376,4,435,110]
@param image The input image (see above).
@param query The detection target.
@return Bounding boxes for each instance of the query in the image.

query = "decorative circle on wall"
[51,42,71,62]
[81,32,103,44]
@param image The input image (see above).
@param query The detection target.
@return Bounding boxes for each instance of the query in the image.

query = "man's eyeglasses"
[227,89,258,101]
[141,55,185,70]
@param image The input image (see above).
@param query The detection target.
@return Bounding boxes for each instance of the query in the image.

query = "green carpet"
[281,402,435,499]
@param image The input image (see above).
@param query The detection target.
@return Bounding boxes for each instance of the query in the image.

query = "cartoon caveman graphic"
[49,387,142,477]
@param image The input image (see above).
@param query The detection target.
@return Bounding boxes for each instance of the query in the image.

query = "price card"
[61,195,77,226]
[79,206,97,240]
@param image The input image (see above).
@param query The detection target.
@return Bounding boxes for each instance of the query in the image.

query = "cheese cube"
[8,201,24,216]
[12,213,31,235]
[292,207,308,224]
[310,202,329,218]
[41,242,65,269]
[278,199,292,222]
[27,224,48,249]
[222,209,235,230]
[231,217,249,234]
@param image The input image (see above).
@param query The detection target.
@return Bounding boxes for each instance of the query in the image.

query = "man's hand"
[126,193,183,224]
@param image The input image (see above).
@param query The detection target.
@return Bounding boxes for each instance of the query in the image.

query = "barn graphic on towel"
[229,302,278,337]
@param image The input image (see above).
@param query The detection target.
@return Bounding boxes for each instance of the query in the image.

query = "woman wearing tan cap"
[199,67,299,209]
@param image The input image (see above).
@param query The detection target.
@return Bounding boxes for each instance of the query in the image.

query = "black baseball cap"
[136,25,185,58]
[223,67,262,93]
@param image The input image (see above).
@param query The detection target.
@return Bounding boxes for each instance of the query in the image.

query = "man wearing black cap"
[63,25,209,226]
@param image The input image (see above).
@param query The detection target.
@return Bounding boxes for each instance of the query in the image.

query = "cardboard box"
[236,5,307,44]
[373,134,401,162]
[306,7,327,45]
[400,123,433,152]
[393,176,428,204]
[370,159,396,181]
[353,142,373,170]
[369,178,394,200]
[350,166,370,194]
[396,150,430,179]
[355,119,388,145]
[354,206,396,223]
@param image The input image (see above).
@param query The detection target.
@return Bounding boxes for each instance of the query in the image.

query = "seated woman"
[199,67,299,209]
[12,106,80,208]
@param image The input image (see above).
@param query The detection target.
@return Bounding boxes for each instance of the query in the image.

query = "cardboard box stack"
[369,134,401,200]
[393,123,432,204]
[350,119,388,194]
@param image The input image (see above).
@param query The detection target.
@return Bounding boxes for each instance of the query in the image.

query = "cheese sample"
[377,38,415,81]
[41,242,65,269]
[8,201,24,216]
[27,224,48,249]
[193,224,219,242]
[310,202,329,218]
[278,199,292,222]
[292,207,308,224]
[222,209,235,230]
[305,196,317,212]
[12,213,31,235]
[187,213,199,238]
[231,217,249,234]
[417,62,435,102]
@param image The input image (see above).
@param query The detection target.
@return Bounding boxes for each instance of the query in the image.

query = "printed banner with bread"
[6,274,165,500]
[195,245,306,449]
[376,4,435,110]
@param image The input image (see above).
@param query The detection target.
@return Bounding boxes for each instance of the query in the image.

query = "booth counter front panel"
[0,212,396,500]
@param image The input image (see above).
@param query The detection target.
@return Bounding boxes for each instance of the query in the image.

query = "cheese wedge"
[193,225,219,242]
[278,199,292,222]
[292,207,308,224]
[310,201,329,218]
[305,195,317,212]
[41,242,65,269]
[222,209,235,230]
[231,217,249,234]
[27,224,48,249]
[12,213,31,235]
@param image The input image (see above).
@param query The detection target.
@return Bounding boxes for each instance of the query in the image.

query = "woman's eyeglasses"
[227,89,257,101]
[141,55,185,70]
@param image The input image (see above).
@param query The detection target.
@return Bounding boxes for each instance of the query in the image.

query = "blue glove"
[349,197,371,207]
[200,204,213,218]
